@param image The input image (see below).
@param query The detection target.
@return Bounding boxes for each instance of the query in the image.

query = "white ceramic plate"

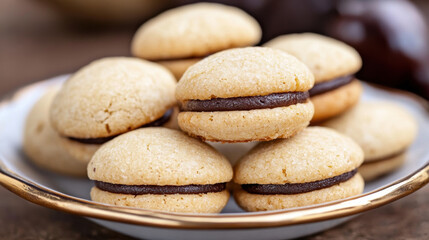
[0,75,428,240]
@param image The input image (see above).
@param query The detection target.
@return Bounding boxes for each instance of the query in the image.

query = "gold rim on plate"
[0,80,428,230]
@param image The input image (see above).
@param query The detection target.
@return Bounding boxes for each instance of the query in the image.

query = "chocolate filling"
[67,108,174,145]
[363,150,406,165]
[180,92,309,112]
[309,75,355,96]
[242,169,357,195]
[94,181,226,195]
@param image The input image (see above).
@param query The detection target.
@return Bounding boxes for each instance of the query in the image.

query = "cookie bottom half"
[178,101,314,142]
[359,154,406,181]
[91,187,230,213]
[311,80,362,123]
[234,174,364,212]
[158,58,202,80]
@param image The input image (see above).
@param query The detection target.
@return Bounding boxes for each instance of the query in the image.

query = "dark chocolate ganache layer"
[242,169,357,195]
[94,181,227,195]
[180,92,309,112]
[67,108,174,145]
[309,75,355,96]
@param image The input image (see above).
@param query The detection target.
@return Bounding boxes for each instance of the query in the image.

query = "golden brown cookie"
[88,128,233,213]
[234,127,364,211]
[131,3,261,79]
[176,47,315,142]
[321,101,417,180]
[50,57,177,163]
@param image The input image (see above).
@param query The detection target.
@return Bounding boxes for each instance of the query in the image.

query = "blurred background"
[1,0,429,99]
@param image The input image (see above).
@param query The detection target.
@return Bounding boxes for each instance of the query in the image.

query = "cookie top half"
[264,33,362,83]
[50,57,176,138]
[131,3,261,60]
[321,102,417,161]
[176,47,314,101]
[88,128,233,185]
[234,127,363,184]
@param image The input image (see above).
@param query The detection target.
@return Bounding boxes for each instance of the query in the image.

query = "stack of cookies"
[263,32,417,181]
[264,33,363,123]
[23,2,417,214]
[24,57,177,175]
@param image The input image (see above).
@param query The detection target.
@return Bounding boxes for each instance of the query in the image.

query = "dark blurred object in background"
[414,59,429,97]
[327,0,429,99]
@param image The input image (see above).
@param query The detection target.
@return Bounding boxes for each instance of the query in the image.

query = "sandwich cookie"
[23,88,87,177]
[88,128,233,213]
[176,47,315,142]
[50,57,176,163]
[264,33,363,122]
[131,3,261,79]
[321,102,417,181]
[234,127,364,212]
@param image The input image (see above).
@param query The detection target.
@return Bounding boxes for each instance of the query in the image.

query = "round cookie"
[234,127,364,212]
[88,128,233,213]
[131,3,261,79]
[50,57,176,163]
[264,33,362,122]
[23,88,87,177]
[321,102,417,181]
[176,47,315,142]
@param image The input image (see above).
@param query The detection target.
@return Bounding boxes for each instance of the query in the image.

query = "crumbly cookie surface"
[131,3,261,60]
[176,47,315,101]
[234,127,364,184]
[88,128,232,185]
[50,57,176,138]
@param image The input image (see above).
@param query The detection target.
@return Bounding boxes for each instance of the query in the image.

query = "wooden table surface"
[1,1,428,239]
